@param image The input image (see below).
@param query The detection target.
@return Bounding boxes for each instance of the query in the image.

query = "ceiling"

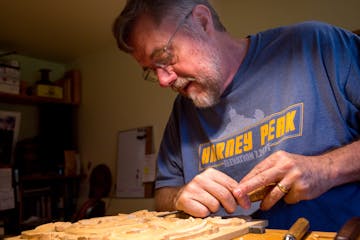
[0,0,125,63]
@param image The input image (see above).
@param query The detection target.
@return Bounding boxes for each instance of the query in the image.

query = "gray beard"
[172,76,222,108]
[170,37,224,108]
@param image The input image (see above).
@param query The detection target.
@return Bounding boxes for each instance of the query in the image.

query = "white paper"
[116,128,146,198]
[142,154,156,182]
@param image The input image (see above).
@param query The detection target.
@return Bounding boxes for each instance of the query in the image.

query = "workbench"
[238,229,335,240]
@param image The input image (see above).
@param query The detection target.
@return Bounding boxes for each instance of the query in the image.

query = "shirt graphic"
[198,103,304,171]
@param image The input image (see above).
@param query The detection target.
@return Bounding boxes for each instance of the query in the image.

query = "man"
[113,0,360,231]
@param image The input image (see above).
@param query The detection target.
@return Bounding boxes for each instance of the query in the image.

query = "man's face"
[131,15,225,108]
[172,41,224,108]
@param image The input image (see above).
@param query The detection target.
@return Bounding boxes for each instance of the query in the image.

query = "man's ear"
[192,4,215,34]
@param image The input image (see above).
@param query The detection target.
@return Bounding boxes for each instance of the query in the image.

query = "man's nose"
[156,68,177,87]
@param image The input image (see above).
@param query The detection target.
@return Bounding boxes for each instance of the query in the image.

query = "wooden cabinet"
[0,85,80,233]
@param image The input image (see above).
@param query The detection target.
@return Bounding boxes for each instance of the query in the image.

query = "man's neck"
[221,36,250,93]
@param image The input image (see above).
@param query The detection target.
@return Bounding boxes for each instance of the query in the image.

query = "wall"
[74,0,360,215]
[211,0,360,36]
[74,47,175,213]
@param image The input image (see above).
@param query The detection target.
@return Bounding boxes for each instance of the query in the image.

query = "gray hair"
[112,0,226,53]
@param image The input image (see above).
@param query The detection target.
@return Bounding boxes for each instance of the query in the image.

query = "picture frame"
[0,110,21,166]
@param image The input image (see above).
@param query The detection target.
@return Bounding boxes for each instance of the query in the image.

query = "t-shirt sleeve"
[155,105,185,189]
[344,31,360,108]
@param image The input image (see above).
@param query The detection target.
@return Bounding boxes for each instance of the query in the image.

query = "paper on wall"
[142,153,156,183]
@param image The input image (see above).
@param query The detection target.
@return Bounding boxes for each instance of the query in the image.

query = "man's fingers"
[195,169,238,213]
[177,200,211,218]
[176,168,239,216]
[205,180,238,213]
[232,187,252,209]
[234,167,281,204]
[240,151,294,184]
[175,187,218,217]
[260,181,291,210]
[205,168,239,190]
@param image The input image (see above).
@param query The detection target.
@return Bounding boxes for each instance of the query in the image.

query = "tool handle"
[248,183,276,202]
[335,217,360,240]
[285,217,310,240]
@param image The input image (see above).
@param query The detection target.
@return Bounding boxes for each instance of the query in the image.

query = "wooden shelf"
[20,174,81,181]
[0,92,77,106]
[1,69,81,233]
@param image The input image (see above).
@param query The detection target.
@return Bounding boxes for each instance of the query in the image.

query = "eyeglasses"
[142,10,192,82]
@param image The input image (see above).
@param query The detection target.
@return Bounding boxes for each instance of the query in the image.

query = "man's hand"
[174,168,239,218]
[156,141,360,216]
[233,150,335,210]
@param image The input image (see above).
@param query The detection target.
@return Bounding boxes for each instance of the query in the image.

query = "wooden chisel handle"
[283,217,310,240]
[247,183,277,202]
[335,217,360,240]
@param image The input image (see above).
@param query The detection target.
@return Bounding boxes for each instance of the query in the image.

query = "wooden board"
[203,220,267,240]
[6,210,267,240]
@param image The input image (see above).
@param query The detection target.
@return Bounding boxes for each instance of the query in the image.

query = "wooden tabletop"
[237,229,336,240]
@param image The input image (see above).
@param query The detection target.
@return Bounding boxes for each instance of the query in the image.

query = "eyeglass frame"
[142,10,193,82]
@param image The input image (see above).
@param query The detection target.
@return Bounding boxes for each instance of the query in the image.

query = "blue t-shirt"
[155,21,360,231]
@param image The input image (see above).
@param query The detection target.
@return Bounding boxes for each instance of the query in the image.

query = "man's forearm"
[324,139,360,187]
[155,187,182,211]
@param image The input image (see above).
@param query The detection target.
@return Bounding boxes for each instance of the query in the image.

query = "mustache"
[172,77,196,91]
